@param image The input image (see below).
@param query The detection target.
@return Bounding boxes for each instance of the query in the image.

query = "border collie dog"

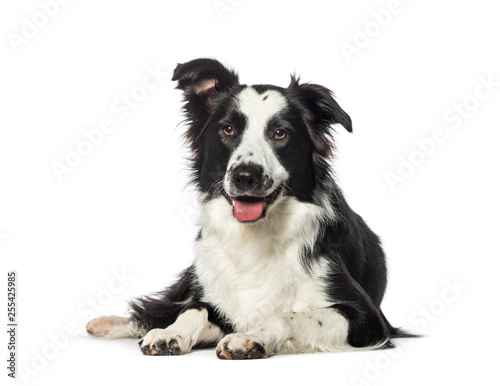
[86,58,406,359]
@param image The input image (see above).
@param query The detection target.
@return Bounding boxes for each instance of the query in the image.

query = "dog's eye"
[222,126,234,136]
[274,129,287,140]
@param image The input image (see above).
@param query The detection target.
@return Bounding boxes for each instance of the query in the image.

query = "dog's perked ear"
[290,78,353,133]
[288,77,352,181]
[172,58,239,109]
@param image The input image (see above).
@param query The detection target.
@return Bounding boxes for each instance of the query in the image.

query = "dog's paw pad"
[216,334,267,360]
[139,329,185,356]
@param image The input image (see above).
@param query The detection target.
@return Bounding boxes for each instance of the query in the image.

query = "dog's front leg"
[139,308,224,356]
[216,308,376,359]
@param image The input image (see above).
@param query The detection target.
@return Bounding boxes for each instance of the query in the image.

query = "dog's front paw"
[216,333,267,360]
[139,328,191,356]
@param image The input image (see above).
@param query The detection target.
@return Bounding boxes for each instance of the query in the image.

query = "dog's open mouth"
[230,187,281,222]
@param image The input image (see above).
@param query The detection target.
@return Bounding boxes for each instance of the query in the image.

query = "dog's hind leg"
[86,315,145,339]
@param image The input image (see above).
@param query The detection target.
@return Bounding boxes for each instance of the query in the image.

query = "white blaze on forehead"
[225,87,289,191]
[238,87,287,129]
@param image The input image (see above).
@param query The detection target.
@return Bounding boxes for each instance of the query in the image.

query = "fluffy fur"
[86,58,410,359]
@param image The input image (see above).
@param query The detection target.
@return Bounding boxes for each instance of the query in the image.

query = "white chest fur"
[194,196,333,332]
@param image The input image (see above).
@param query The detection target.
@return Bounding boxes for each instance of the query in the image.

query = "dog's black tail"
[381,312,420,348]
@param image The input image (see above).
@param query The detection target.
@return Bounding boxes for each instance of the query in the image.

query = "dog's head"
[172,58,352,223]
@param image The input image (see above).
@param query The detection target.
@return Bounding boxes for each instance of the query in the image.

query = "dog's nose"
[231,164,262,191]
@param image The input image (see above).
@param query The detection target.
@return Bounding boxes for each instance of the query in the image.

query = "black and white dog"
[86,58,408,359]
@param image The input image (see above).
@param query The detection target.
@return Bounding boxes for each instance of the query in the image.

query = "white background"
[1,0,499,385]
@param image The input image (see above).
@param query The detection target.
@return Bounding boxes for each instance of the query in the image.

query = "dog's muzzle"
[227,163,280,222]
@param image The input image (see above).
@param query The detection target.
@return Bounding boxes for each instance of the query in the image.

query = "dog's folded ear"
[172,58,239,105]
[291,78,352,133]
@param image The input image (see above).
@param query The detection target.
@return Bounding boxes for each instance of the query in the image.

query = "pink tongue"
[233,199,266,222]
